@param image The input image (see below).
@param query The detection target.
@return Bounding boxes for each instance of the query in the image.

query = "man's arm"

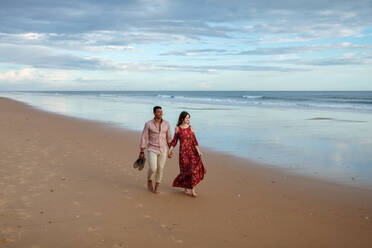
[166,122,172,148]
[139,122,149,158]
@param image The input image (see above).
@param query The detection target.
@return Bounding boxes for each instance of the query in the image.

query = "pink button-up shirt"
[140,119,172,154]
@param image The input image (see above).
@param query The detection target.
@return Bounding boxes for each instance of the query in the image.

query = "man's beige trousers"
[147,150,167,183]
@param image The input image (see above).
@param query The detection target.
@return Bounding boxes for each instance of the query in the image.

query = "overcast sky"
[0,0,371,91]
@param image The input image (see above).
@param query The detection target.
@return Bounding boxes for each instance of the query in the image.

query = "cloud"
[0,0,371,90]
[251,54,372,66]
[0,44,116,70]
[0,68,39,82]
[0,32,146,53]
[195,64,305,72]
[1,1,371,58]
[160,49,227,56]
[0,0,371,41]
[0,43,303,73]
[160,43,372,57]
[234,43,372,55]
[296,57,372,66]
[0,68,70,83]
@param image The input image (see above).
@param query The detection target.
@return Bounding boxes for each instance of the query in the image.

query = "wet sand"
[1,96,372,248]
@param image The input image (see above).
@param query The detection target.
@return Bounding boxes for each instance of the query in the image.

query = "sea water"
[1,91,372,189]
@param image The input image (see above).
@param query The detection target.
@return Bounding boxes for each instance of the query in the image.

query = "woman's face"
[183,115,190,125]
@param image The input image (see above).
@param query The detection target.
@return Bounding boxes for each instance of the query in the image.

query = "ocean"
[1,91,372,188]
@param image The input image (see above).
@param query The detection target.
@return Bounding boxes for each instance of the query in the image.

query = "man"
[139,106,172,194]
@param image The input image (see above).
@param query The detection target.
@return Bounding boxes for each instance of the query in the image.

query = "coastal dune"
[1,97,372,247]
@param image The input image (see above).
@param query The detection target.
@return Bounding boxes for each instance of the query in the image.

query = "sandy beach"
[1,96,372,248]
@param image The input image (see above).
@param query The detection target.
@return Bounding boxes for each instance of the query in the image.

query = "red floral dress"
[171,126,206,189]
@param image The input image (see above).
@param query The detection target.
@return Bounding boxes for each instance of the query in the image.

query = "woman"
[168,111,206,197]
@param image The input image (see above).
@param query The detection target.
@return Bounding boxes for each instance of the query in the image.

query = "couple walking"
[139,106,206,197]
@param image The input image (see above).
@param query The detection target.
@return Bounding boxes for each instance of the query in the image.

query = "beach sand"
[1,96,372,248]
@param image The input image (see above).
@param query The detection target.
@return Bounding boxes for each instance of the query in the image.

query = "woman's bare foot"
[184,188,190,195]
[147,180,153,192]
[191,189,198,197]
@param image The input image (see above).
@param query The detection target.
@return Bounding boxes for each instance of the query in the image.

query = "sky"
[0,0,371,91]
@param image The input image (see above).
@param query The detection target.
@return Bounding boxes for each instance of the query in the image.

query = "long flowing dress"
[171,126,206,189]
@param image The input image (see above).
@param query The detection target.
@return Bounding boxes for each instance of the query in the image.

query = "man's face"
[154,108,163,119]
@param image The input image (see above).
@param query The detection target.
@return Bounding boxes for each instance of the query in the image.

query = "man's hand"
[139,152,145,159]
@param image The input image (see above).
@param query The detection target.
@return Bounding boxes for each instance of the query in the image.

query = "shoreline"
[1,96,372,247]
[2,95,371,191]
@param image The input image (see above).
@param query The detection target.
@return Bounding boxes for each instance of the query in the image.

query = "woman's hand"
[195,145,202,156]
[168,147,173,158]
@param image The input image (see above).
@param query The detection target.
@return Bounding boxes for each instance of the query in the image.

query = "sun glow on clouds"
[0,68,71,84]
[0,68,38,82]
[18,33,46,40]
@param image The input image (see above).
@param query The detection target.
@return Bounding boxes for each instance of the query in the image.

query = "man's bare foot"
[154,182,160,195]
[147,180,153,192]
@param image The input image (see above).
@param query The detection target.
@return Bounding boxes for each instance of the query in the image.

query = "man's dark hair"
[153,106,162,113]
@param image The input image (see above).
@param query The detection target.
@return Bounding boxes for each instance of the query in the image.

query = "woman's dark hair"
[153,106,162,113]
[177,111,190,126]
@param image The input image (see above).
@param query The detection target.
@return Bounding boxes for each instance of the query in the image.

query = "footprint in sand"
[1,227,16,235]
[161,224,177,231]
[0,199,8,208]
[18,178,26,185]
[170,235,183,244]
[73,201,81,206]
[59,183,68,189]
[88,226,102,236]
[112,244,125,248]
[88,226,98,232]
[0,238,14,244]
[16,209,32,220]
